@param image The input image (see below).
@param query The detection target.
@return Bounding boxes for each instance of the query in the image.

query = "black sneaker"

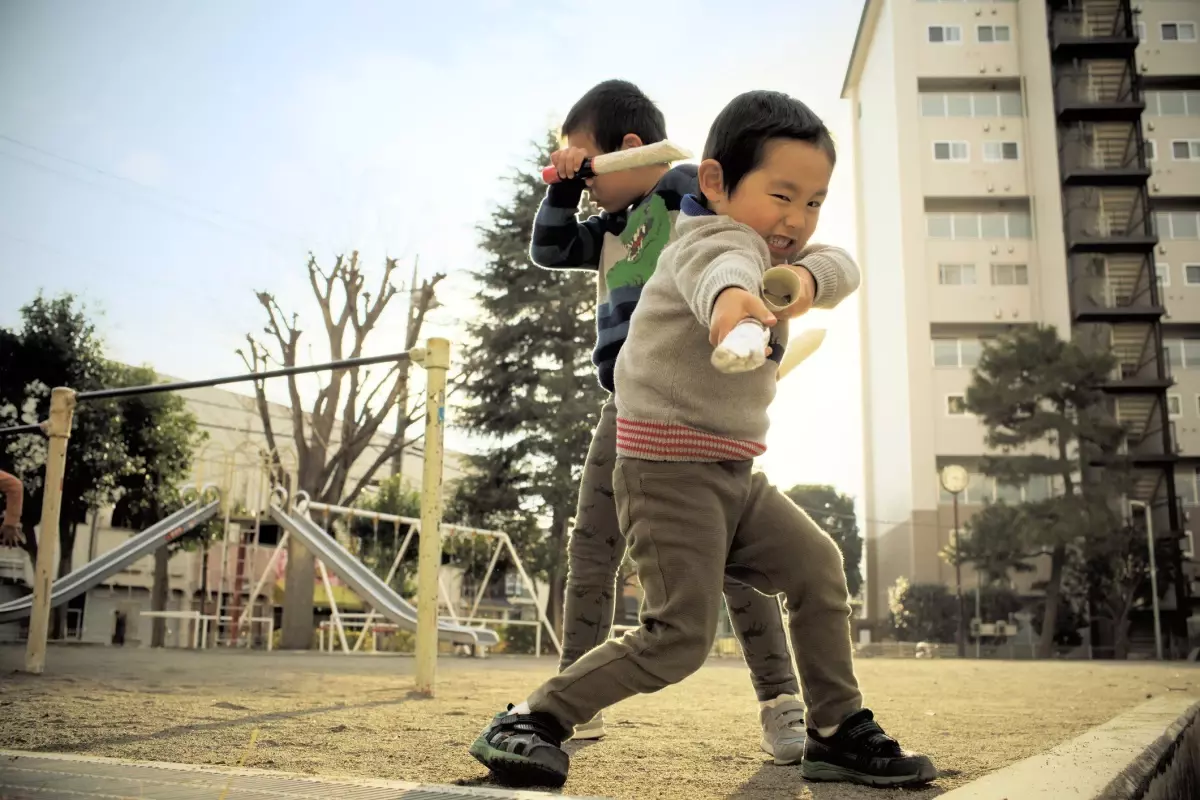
[801,708,937,787]
[468,705,570,788]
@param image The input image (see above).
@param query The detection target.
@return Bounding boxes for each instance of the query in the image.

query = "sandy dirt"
[2,645,1199,799]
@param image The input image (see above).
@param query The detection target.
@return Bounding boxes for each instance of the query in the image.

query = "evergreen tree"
[964,323,1128,658]
[784,484,863,598]
[455,132,606,632]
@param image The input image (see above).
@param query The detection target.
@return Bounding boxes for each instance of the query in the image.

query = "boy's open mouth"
[766,235,794,253]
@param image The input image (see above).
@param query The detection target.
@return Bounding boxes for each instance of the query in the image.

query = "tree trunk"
[1113,616,1131,661]
[1038,542,1067,658]
[280,538,315,649]
[150,546,169,647]
[545,510,569,637]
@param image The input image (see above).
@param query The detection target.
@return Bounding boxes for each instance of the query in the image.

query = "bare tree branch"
[342,434,424,507]
[254,291,308,464]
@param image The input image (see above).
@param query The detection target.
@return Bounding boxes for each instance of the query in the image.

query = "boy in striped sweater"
[528,78,850,757]
[470,90,937,790]
[525,80,824,764]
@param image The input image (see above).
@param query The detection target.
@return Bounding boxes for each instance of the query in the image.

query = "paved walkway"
[0,750,604,800]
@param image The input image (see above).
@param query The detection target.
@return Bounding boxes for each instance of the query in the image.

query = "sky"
[0,0,869,507]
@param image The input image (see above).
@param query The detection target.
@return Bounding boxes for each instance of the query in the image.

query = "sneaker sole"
[570,725,606,740]
[760,735,805,766]
[801,759,937,787]
[468,736,568,788]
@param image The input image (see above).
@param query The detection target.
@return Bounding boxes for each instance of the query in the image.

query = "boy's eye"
[771,194,791,203]
[808,200,823,208]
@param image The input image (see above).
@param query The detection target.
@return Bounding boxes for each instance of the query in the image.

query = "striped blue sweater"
[529,164,698,393]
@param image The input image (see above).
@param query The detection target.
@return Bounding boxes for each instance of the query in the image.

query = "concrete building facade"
[842,0,1200,644]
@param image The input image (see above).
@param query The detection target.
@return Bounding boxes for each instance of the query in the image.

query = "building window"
[983,141,1020,161]
[938,263,977,285]
[991,263,1028,286]
[1186,264,1200,286]
[1157,211,1200,239]
[928,25,963,43]
[939,472,1052,505]
[1169,394,1183,418]
[946,395,968,415]
[926,211,1033,240]
[933,338,983,368]
[1161,22,1197,43]
[1172,140,1200,161]
[977,25,1011,43]
[1157,262,1170,288]
[1146,139,1157,161]
[1165,338,1200,369]
[933,141,970,161]
[1145,91,1200,116]
[1137,21,1147,41]
[919,91,1023,118]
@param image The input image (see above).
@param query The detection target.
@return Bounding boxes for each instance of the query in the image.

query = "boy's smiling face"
[698,139,832,265]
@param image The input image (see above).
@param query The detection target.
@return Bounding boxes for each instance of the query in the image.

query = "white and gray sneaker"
[570,711,606,740]
[759,697,807,765]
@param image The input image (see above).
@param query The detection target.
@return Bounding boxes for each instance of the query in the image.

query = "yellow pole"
[25,386,77,674]
[413,337,449,696]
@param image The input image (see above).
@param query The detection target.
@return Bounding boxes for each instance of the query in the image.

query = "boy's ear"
[619,133,644,151]
[697,159,726,204]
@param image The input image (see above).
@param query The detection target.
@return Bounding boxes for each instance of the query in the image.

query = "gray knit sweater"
[613,195,861,462]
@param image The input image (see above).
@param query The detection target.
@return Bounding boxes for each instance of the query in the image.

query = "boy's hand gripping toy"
[711,266,826,377]
[541,140,694,184]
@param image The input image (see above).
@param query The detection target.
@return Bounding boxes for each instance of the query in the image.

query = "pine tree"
[455,132,606,632]
[964,323,1129,657]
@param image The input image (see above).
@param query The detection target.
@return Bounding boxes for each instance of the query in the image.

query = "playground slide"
[0,499,222,624]
[268,506,499,649]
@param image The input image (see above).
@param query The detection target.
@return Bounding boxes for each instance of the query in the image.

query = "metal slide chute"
[268,506,499,648]
[0,498,223,624]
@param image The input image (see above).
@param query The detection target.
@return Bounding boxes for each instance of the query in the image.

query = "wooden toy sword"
[541,140,693,184]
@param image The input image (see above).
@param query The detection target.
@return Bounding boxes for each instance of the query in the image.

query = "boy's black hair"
[702,90,836,194]
[561,79,667,154]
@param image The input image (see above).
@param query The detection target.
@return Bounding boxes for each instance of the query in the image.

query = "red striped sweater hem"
[615,418,766,462]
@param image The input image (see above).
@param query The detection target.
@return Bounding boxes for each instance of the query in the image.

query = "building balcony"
[1070,254,1164,323]
[1063,187,1158,254]
[1059,122,1152,187]
[1049,3,1139,62]
[1054,61,1145,123]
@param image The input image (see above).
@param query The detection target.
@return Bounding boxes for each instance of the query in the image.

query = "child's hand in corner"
[710,288,777,351]
[773,266,817,320]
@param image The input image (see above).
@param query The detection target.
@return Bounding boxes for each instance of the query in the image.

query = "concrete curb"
[941,695,1200,799]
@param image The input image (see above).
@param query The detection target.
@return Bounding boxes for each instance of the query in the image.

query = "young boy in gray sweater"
[470,90,937,790]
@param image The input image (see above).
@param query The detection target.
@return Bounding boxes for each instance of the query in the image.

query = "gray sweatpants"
[558,397,801,703]
[533,455,862,731]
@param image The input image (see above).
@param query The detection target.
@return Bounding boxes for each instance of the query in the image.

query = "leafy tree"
[964,323,1128,658]
[454,133,606,632]
[107,363,209,647]
[886,578,958,643]
[0,294,130,635]
[784,484,863,598]
[239,251,444,648]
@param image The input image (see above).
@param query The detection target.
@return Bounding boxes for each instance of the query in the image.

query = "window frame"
[1168,393,1183,418]
[933,140,971,162]
[928,24,964,44]
[1171,139,1200,161]
[990,263,1029,286]
[945,394,969,416]
[938,262,977,286]
[982,140,1021,162]
[977,24,1011,44]
[1161,22,1198,43]
[1185,263,1200,287]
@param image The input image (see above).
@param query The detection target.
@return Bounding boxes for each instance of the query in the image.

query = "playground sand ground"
[2,646,1199,799]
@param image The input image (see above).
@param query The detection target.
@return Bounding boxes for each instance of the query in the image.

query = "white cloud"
[115,149,167,186]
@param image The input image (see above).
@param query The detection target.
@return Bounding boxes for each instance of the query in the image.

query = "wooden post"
[413,338,449,696]
[25,387,77,674]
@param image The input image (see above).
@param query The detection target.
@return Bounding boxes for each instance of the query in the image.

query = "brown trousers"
[532,456,862,731]
[558,397,799,702]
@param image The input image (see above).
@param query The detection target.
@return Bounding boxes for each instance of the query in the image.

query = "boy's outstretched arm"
[529,180,610,270]
[791,244,861,311]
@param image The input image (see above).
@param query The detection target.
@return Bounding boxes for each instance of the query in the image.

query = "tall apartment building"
[841,0,1200,647]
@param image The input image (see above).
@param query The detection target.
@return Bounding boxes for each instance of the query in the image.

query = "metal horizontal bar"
[78,350,414,401]
[0,422,45,439]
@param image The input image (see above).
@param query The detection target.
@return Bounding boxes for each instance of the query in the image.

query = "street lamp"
[1129,499,1164,661]
[941,464,969,658]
